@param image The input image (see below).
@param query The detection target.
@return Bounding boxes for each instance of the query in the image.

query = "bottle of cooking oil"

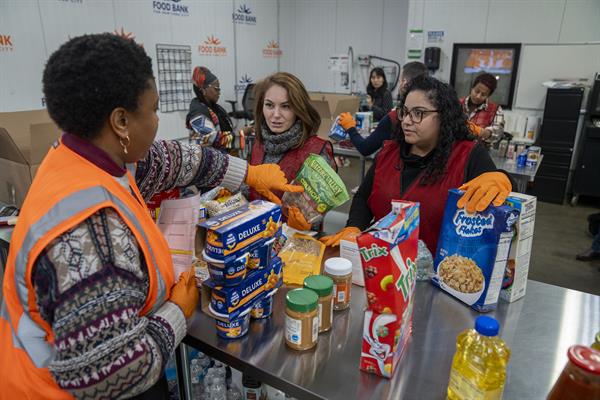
[592,331,600,351]
[447,316,511,400]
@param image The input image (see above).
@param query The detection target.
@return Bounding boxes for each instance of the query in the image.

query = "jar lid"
[324,257,352,276]
[286,288,318,313]
[568,345,600,375]
[474,316,499,337]
[303,275,333,297]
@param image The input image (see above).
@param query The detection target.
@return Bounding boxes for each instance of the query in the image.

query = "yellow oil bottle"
[447,316,511,400]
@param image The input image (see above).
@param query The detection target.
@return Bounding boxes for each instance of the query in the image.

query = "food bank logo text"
[232,4,256,25]
[262,40,282,58]
[235,74,253,93]
[199,35,227,56]
[153,0,189,17]
[0,35,13,52]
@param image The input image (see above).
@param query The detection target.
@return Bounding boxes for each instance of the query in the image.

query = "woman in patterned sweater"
[0,34,301,399]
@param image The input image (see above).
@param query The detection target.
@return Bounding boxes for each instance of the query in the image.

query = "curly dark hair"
[43,33,154,139]
[394,76,471,185]
[473,73,498,94]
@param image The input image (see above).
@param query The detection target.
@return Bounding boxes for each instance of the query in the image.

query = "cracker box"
[432,189,519,312]
[359,300,413,378]
[202,257,283,321]
[357,200,419,315]
[199,200,281,259]
[501,193,536,303]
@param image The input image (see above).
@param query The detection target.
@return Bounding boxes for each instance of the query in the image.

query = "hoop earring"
[120,135,130,155]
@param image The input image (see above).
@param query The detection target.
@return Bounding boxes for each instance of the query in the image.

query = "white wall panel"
[0,0,47,112]
[485,0,565,43]
[559,0,600,43]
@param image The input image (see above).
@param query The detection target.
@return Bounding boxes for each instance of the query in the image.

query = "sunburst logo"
[233,3,256,25]
[113,28,143,47]
[262,40,282,58]
[237,4,251,14]
[235,74,253,93]
[199,35,226,56]
[204,35,221,45]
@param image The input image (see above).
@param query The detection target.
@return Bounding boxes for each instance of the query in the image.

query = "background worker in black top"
[343,62,428,156]
[363,67,394,121]
[322,76,513,253]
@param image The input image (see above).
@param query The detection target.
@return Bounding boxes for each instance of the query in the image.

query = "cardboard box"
[357,200,419,315]
[340,238,364,286]
[501,193,537,303]
[0,110,61,206]
[308,92,359,139]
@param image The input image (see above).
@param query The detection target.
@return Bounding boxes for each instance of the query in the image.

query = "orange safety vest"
[0,140,175,399]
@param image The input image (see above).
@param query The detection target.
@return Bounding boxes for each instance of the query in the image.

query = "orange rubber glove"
[320,226,362,247]
[287,206,311,231]
[169,268,199,319]
[467,120,482,136]
[246,164,304,205]
[338,112,356,131]
[457,172,512,213]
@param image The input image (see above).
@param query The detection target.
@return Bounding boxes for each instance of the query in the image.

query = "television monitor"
[450,43,521,109]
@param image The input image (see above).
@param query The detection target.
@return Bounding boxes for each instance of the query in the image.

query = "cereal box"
[357,200,419,378]
[357,200,419,315]
[500,193,536,303]
[432,189,519,312]
[199,200,281,259]
[359,302,413,378]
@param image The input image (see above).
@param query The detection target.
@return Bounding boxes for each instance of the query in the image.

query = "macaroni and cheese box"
[357,200,419,315]
[501,193,537,303]
[202,257,283,321]
[199,200,281,259]
[432,189,519,312]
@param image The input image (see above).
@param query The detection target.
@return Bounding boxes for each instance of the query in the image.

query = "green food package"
[282,154,350,224]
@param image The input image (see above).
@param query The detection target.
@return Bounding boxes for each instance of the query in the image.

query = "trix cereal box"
[432,189,519,312]
[199,200,281,259]
[501,193,536,303]
[357,200,419,378]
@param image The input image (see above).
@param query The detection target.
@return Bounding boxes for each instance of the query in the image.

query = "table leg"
[176,344,193,400]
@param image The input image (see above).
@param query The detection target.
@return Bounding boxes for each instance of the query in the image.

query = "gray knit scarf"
[260,120,303,164]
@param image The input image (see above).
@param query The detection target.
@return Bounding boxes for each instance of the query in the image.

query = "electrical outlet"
[358,55,370,66]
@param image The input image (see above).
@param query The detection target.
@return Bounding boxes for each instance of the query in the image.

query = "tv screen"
[450,44,521,109]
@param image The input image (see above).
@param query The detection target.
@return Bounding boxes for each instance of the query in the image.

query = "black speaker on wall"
[424,47,441,72]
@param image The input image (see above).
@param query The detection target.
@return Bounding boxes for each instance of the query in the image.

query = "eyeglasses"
[398,106,438,124]
[207,84,221,92]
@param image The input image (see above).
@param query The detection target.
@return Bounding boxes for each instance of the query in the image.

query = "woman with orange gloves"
[249,72,336,231]
[0,34,301,399]
[460,72,505,142]
[321,76,512,254]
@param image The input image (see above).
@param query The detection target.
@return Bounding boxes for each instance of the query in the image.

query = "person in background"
[576,232,600,262]
[186,66,234,149]
[322,76,513,254]
[0,34,301,399]
[249,72,336,231]
[363,67,394,121]
[461,72,505,142]
[344,62,429,157]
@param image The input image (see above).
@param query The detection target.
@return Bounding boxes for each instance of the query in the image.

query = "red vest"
[249,135,335,201]
[460,98,498,128]
[367,140,476,253]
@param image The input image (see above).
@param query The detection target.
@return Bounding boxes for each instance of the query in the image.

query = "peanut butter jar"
[285,289,319,351]
[324,257,352,311]
[303,275,334,333]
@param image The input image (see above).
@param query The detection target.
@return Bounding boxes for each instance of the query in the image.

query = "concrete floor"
[330,156,600,296]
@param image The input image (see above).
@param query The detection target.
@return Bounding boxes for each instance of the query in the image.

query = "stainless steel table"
[492,155,544,193]
[184,280,599,399]
[332,143,375,182]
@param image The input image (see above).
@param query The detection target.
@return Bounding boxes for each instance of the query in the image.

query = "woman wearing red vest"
[460,72,505,142]
[321,76,512,254]
[0,34,301,399]
[249,72,336,230]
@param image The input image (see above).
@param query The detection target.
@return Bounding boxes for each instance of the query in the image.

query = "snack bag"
[328,116,347,141]
[279,234,325,286]
[281,154,350,225]
[432,189,519,312]
[189,114,217,146]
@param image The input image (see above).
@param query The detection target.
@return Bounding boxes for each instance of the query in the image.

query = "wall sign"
[235,74,253,94]
[232,4,257,25]
[427,30,444,43]
[198,35,227,56]
[153,0,190,17]
[262,41,282,58]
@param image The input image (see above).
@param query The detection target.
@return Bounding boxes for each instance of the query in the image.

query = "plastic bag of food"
[279,234,325,286]
[281,154,350,225]
[204,192,248,217]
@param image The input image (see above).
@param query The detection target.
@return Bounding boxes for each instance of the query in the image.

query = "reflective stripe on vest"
[9,185,167,368]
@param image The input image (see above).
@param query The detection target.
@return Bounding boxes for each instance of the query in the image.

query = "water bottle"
[416,240,434,281]
[227,384,243,400]
[190,359,203,399]
[210,377,227,400]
